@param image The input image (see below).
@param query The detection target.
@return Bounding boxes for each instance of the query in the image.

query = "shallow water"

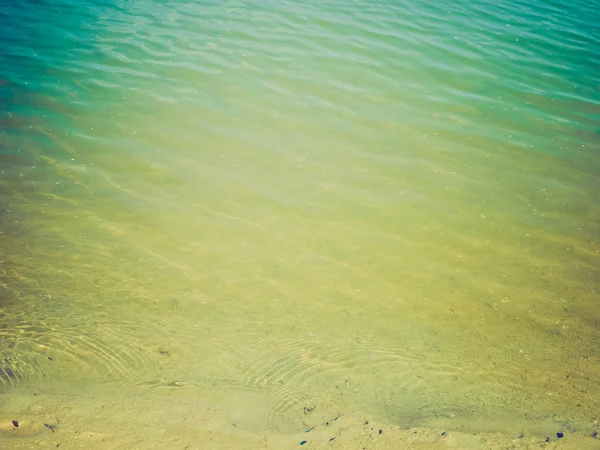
[1,0,600,447]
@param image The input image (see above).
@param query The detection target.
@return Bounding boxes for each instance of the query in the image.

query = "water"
[1,0,599,447]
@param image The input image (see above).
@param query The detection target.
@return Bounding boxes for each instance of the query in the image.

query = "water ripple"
[1,0,599,438]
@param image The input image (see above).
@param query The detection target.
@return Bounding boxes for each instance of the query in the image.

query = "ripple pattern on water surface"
[1,0,600,440]
[180,331,473,433]
[0,296,164,388]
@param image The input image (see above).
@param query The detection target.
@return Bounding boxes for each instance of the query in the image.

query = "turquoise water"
[1,0,600,448]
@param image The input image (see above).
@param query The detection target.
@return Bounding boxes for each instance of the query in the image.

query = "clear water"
[1,0,599,447]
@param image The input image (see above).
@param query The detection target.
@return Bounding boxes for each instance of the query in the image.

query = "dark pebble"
[329,437,335,442]
[300,440,307,445]
[12,420,19,428]
[557,432,564,438]
[378,429,383,435]
[441,431,447,436]
[364,420,369,425]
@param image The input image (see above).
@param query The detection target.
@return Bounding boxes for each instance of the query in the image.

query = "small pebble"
[557,432,564,438]
[378,429,383,435]
[12,420,19,428]
[300,440,307,446]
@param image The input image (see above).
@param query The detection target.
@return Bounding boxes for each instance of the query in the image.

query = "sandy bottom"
[1,382,599,450]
